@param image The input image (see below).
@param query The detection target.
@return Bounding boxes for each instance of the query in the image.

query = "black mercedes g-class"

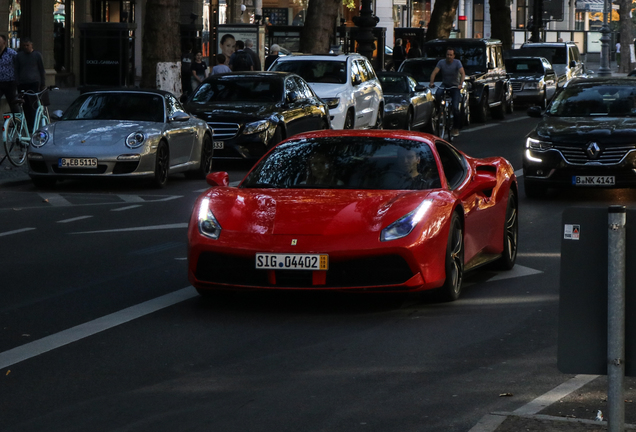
[423,38,513,123]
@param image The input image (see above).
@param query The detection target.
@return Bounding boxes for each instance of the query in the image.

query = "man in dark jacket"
[245,39,261,71]
[392,38,406,70]
[229,40,254,72]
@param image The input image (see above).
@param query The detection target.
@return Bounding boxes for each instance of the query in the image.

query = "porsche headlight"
[243,120,270,135]
[197,197,222,239]
[323,97,341,109]
[526,137,553,150]
[31,130,49,147]
[125,131,146,148]
[381,200,433,242]
[385,102,408,113]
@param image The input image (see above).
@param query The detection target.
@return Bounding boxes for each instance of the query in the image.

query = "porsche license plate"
[256,253,329,270]
[59,158,98,168]
[573,175,615,186]
[213,141,224,149]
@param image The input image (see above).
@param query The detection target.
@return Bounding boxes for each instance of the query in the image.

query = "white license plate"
[256,253,329,270]
[213,141,224,149]
[573,175,615,186]
[59,158,98,168]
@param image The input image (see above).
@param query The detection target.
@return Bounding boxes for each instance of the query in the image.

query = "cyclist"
[429,47,465,138]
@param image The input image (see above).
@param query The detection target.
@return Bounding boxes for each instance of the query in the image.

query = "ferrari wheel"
[439,213,464,302]
[153,141,169,188]
[494,190,518,270]
[186,134,213,179]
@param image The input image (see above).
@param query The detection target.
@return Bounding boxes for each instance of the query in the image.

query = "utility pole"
[530,0,543,42]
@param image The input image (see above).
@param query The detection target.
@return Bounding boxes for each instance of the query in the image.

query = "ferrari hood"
[206,188,439,236]
[51,120,160,147]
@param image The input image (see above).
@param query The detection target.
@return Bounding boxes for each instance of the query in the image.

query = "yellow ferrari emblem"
[291,239,297,245]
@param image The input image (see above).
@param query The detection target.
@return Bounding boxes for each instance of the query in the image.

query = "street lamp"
[352,0,379,61]
[598,0,611,76]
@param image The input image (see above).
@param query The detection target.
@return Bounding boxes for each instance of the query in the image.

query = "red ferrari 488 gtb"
[188,130,518,301]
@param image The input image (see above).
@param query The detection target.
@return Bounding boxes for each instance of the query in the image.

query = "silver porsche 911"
[27,89,213,188]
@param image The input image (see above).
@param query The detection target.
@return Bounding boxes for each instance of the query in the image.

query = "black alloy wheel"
[438,212,464,301]
[374,105,384,129]
[463,99,471,126]
[506,90,514,114]
[153,141,170,188]
[492,92,506,120]
[493,190,518,270]
[405,109,413,130]
[474,94,489,123]
[186,134,213,179]
[344,110,355,129]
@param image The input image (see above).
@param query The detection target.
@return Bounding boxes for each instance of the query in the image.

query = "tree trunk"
[618,0,634,72]
[141,0,181,89]
[301,0,341,53]
[426,0,460,41]
[489,0,512,49]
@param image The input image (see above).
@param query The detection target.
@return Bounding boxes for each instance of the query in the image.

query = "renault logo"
[586,142,601,159]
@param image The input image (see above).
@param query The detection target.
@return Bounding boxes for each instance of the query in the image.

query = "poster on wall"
[217,25,260,61]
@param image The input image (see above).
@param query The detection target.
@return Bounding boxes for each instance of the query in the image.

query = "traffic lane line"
[0,227,36,237]
[70,223,188,234]
[0,286,197,369]
[57,215,93,223]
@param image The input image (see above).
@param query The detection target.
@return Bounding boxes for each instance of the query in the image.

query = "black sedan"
[505,56,558,109]
[185,72,330,160]
[524,77,636,197]
[376,72,436,131]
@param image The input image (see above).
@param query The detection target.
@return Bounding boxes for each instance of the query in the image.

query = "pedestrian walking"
[392,38,406,70]
[212,54,231,75]
[264,44,280,70]
[0,34,18,113]
[229,40,254,72]
[244,39,261,71]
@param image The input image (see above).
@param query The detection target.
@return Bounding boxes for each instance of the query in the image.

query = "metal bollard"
[607,205,626,432]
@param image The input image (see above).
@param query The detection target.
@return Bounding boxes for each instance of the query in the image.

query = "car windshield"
[242,136,441,190]
[400,60,439,82]
[520,47,566,65]
[505,59,544,73]
[62,93,165,122]
[423,45,486,74]
[270,60,347,84]
[547,84,636,117]
[190,77,283,103]
[379,75,409,94]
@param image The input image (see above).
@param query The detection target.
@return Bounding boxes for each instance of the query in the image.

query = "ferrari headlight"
[385,102,408,113]
[31,130,49,147]
[526,137,553,150]
[323,97,340,109]
[381,200,433,242]
[197,197,222,239]
[125,131,146,148]
[243,120,270,135]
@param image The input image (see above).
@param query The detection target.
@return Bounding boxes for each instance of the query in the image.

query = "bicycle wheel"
[4,115,28,167]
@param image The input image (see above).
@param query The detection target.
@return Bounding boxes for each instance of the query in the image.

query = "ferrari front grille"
[207,122,240,140]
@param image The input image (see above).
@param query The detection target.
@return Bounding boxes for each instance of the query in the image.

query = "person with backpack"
[229,40,254,72]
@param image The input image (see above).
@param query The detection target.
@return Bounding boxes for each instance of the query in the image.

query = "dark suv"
[423,38,513,122]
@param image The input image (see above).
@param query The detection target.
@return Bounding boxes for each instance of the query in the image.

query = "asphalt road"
[1,110,634,431]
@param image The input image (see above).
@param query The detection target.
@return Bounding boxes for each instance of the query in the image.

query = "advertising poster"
[217,25,259,61]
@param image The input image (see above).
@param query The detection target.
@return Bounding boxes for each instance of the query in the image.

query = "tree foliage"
[426,0,460,41]
[301,0,343,53]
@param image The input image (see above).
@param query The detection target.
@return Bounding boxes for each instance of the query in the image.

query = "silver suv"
[268,53,384,130]
[519,41,585,87]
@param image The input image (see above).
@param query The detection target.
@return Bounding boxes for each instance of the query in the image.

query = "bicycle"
[435,87,455,143]
[2,86,56,167]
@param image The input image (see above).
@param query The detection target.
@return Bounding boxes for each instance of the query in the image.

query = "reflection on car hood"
[536,116,636,143]
[207,188,437,235]
[51,120,162,146]
[306,82,350,99]
[552,64,567,76]
[384,93,408,103]
[509,73,543,81]
[188,103,277,123]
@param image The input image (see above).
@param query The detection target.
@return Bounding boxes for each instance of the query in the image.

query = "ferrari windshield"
[270,60,347,84]
[191,77,283,103]
[242,136,441,190]
[62,93,165,122]
[547,83,636,117]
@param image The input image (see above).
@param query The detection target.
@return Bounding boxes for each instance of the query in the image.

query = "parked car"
[518,41,584,88]
[27,89,213,188]
[524,77,636,197]
[268,53,384,130]
[504,56,558,108]
[376,71,437,131]
[423,38,513,123]
[188,129,518,301]
[185,71,330,161]
[398,57,471,126]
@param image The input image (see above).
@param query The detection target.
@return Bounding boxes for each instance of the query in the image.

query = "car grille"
[195,252,414,288]
[554,144,636,165]
[207,122,240,140]
[511,82,523,92]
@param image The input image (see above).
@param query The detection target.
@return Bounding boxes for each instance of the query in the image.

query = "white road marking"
[155,196,182,202]
[518,252,561,258]
[0,287,198,369]
[514,168,523,178]
[463,124,495,133]
[71,223,188,234]
[488,264,543,282]
[117,194,146,203]
[0,227,36,237]
[57,215,93,224]
[111,205,143,212]
[39,193,72,206]
[502,116,531,123]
